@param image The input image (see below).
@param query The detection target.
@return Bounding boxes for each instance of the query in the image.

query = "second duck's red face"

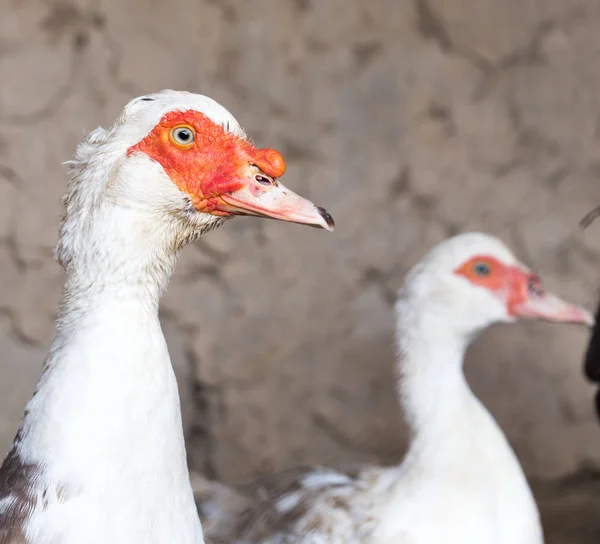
[454,255,592,325]
[127,110,334,230]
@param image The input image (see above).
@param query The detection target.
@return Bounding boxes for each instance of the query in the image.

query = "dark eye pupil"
[474,263,490,276]
[177,129,191,141]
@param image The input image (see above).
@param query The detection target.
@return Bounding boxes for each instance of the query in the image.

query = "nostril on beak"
[317,206,335,230]
[527,275,544,297]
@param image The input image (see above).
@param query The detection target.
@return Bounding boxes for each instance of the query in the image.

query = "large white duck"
[0,90,334,544]
[196,232,592,544]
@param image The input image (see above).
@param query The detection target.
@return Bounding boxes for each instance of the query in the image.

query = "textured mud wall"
[1,0,600,541]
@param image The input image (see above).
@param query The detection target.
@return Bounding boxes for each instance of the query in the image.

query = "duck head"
[399,232,593,339]
[56,90,334,271]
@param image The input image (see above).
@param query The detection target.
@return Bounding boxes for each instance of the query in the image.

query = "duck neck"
[395,299,477,441]
[15,204,194,499]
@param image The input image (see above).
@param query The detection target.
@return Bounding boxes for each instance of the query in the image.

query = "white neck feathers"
[13,162,205,542]
[395,297,476,439]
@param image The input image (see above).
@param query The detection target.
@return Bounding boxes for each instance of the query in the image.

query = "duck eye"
[170,126,195,148]
[473,262,491,277]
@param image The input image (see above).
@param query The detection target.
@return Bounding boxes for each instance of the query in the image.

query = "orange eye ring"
[169,124,196,150]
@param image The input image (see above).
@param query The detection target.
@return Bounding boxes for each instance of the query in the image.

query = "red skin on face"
[127,110,286,215]
[453,255,539,317]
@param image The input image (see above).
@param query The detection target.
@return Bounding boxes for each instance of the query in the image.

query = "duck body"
[199,233,591,544]
[367,291,543,544]
[370,398,542,544]
[0,90,333,543]
[231,346,541,544]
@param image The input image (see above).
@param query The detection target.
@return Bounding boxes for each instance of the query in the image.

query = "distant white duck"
[0,90,334,544]
[196,232,592,544]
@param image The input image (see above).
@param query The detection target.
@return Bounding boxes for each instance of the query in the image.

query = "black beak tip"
[316,206,335,231]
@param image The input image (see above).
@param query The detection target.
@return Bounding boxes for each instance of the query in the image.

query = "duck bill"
[511,292,594,326]
[219,182,335,231]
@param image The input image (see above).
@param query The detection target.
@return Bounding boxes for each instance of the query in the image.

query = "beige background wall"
[1,0,600,541]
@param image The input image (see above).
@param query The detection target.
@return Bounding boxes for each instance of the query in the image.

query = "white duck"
[0,90,334,544]
[196,232,592,544]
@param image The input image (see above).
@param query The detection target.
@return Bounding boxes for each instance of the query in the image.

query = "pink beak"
[220,181,335,231]
[511,291,594,326]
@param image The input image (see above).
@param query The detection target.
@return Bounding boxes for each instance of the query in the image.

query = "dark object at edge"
[584,296,600,419]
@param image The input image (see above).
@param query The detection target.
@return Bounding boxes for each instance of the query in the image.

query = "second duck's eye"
[473,262,491,277]
[170,125,195,148]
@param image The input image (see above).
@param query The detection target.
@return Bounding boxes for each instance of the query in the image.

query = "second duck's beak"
[509,272,594,326]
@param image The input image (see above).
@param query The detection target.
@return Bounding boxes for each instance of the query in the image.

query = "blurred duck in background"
[196,232,593,544]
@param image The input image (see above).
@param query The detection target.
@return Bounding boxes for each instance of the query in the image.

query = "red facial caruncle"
[453,255,530,316]
[453,254,592,325]
[126,110,333,230]
[128,110,284,215]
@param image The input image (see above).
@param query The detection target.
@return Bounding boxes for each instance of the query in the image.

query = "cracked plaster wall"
[1,1,600,539]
